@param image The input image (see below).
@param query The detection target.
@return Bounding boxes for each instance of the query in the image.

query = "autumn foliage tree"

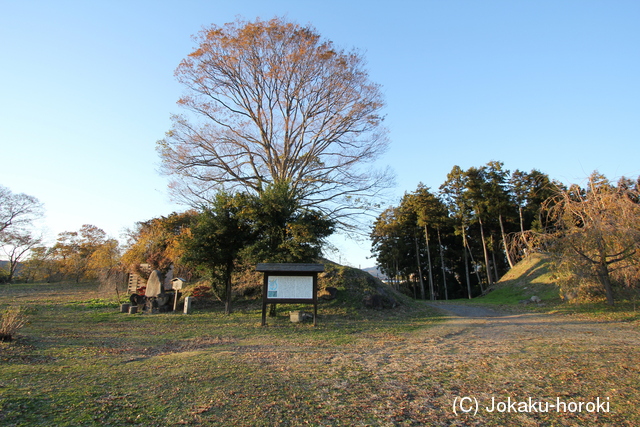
[50,225,119,283]
[18,225,121,284]
[122,211,197,278]
[545,174,640,305]
[1,232,41,283]
[158,17,391,230]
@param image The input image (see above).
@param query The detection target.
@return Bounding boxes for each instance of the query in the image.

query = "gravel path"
[425,302,505,317]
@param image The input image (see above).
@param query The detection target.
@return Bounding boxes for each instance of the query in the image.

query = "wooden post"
[313,272,318,327]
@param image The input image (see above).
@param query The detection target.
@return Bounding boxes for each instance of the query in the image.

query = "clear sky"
[2,0,639,268]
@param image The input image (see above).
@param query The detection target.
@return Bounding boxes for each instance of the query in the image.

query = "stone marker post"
[183,296,192,314]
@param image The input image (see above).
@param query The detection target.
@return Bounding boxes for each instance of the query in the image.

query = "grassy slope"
[481,253,561,306]
[449,253,640,322]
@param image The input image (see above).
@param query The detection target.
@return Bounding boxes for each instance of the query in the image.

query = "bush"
[0,306,28,341]
[191,285,213,299]
[0,268,9,284]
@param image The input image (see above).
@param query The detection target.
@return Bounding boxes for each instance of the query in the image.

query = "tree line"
[1,182,334,313]
[0,187,122,286]
[4,16,639,308]
[3,16,383,312]
[370,162,640,305]
[3,165,639,308]
[1,185,44,283]
[122,182,333,313]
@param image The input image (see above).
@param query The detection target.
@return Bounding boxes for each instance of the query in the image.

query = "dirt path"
[425,302,505,318]
[273,303,640,425]
[421,301,640,356]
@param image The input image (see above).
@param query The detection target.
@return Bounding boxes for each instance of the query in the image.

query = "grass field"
[1,278,639,426]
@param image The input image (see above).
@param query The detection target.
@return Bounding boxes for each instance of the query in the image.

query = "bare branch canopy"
[157,17,393,229]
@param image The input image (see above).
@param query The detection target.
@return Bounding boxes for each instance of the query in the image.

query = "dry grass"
[0,281,639,426]
[0,306,27,340]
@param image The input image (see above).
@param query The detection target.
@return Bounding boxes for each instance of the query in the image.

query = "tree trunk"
[424,225,435,300]
[463,243,471,298]
[394,258,400,291]
[518,206,529,255]
[414,235,426,300]
[464,231,484,293]
[491,244,499,284]
[223,263,235,315]
[499,214,514,268]
[596,263,615,306]
[224,274,233,315]
[478,216,493,287]
[437,228,448,300]
[462,231,472,298]
[412,275,417,299]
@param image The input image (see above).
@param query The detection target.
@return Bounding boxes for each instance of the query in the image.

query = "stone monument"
[145,270,164,298]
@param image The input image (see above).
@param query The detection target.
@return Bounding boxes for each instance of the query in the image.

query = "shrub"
[0,306,28,341]
[191,285,213,299]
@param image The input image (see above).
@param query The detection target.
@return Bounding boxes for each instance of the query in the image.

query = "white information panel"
[267,275,313,299]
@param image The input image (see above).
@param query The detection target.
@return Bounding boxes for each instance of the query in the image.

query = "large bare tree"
[0,185,43,236]
[158,17,392,229]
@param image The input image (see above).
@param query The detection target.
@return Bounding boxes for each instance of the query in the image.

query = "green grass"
[0,281,444,426]
[482,252,561,305]
[442,253,639,321]
[1,278,639,426]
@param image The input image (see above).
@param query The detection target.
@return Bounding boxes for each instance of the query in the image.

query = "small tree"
[50,225,112,283]
[546,173,640,305]
[242,182,335,264]
[123,212,197,278]
[181,192,253,314]
[0,186,43,283]
[243,182,335,317]
[21,246,58,282]
[1,231,41,283]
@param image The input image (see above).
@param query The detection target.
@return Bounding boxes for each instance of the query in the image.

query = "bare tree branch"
[157,17,393,228]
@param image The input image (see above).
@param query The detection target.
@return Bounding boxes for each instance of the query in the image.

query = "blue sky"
[2,0,639,268]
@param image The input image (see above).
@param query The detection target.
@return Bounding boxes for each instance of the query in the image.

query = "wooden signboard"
[256,263,324,326]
